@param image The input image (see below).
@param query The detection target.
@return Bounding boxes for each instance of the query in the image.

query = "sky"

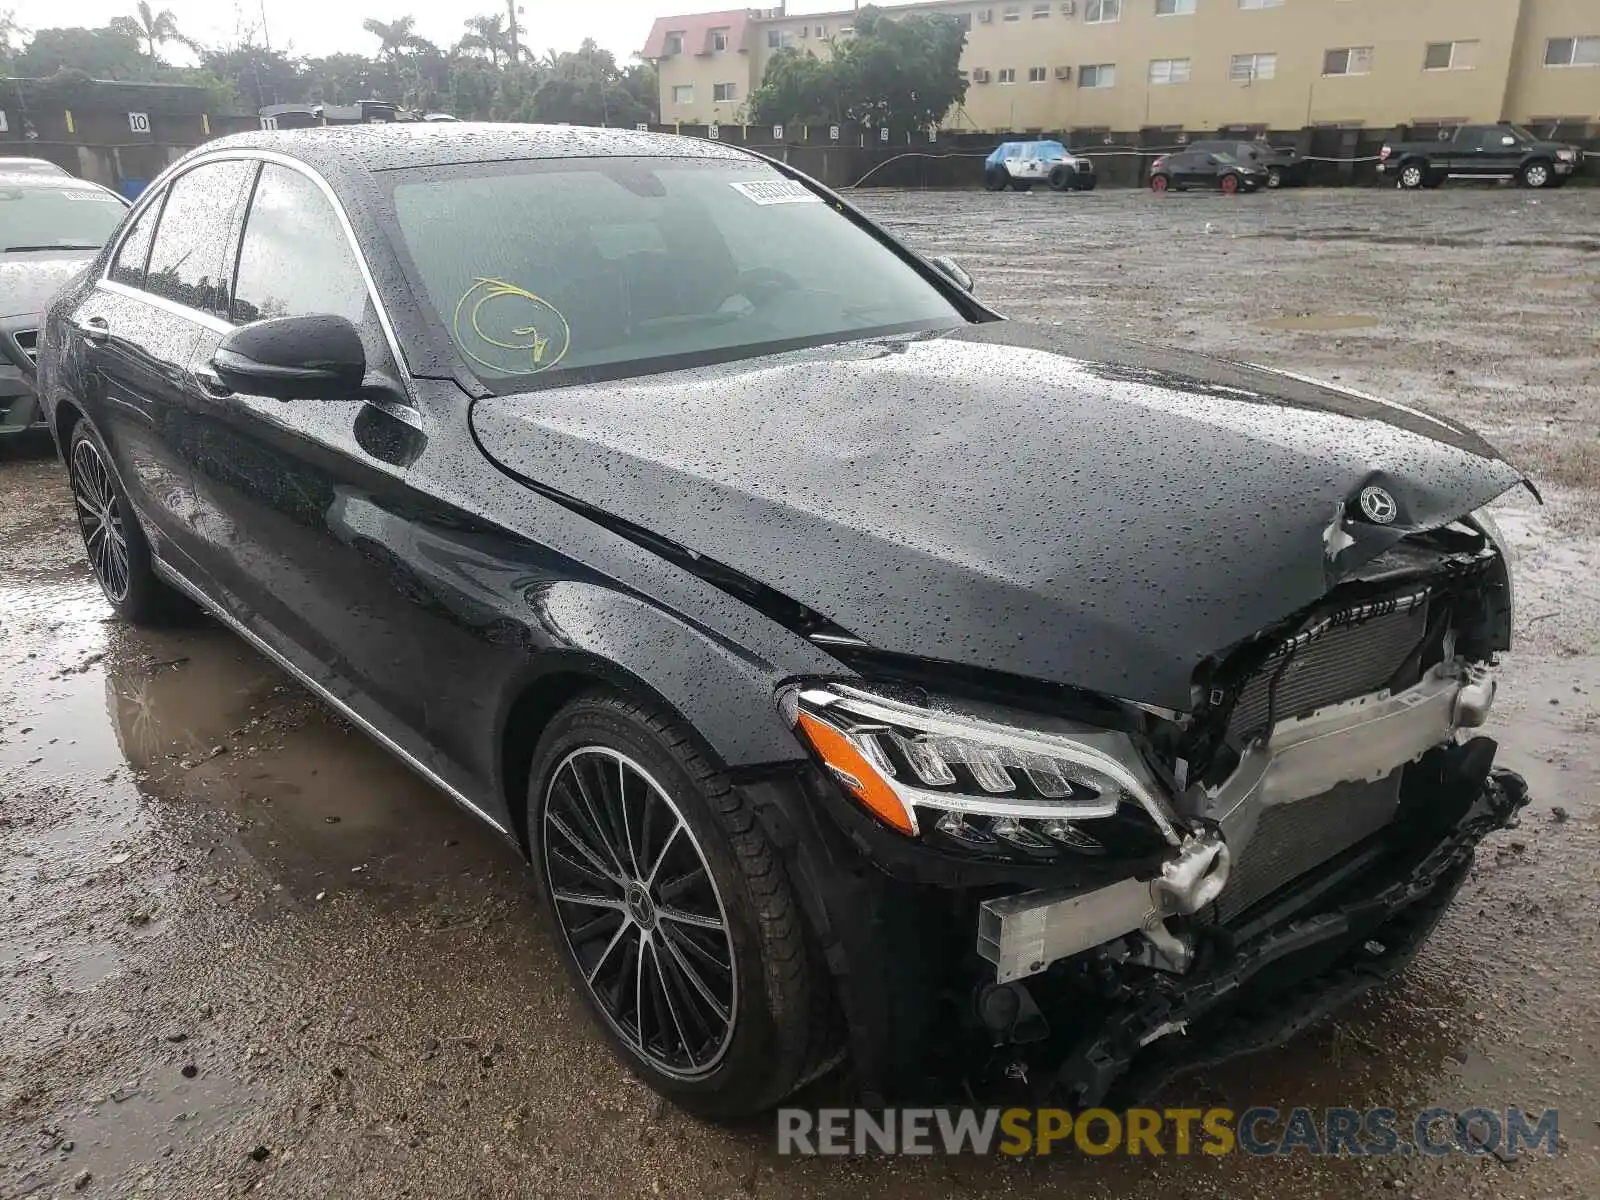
[5,0,886,62]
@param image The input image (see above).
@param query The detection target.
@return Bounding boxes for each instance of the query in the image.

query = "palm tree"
[109,2,188,60]
[457,13,509,66]
[362,15,421,66]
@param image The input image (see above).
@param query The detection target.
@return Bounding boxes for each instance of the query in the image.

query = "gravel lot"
[2,186,1598,1198]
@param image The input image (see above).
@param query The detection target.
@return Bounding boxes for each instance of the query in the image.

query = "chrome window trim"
[97,147,414,386]
[98,277,233,334]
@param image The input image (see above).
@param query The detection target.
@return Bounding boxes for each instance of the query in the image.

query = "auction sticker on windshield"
[730,179,821,205]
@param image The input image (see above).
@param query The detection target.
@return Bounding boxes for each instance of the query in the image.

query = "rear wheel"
[528,691,834,1118]
[1398,161,1428,189]
[1150,174,1170,194]
[1520,160,1553,189]
[1220,173,1240,195]
[982,167,1008,192]
[1047,164,1072,191]
[67,421,187,625]
[1266,166,1284,189]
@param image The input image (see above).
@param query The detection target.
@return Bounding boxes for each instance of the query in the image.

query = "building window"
[1033,3,1052,17]
[997,67,1018,83]
[815,24,826,37]
[953,13,972,31]
[1424,40,1479,70]
[1028,66,1048,82]
[1323,46,1373,75]
[1155,0,1196,14]
[711,28,729,51]
[1238,0,1282,8]
[1085,0,1121,22]
[1544,36,1600,67]
[713,82,737,101]
[1149,57,1191,84]
[663,32,684,55]
[1078,63,1116,87]
[1003,5,1021,21]
[671,84,694,104]
[1230,52,1277,81]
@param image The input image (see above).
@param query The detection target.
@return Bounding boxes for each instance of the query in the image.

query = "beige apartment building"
[641,0,1600,132]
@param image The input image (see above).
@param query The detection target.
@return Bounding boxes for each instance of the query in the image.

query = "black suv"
[1186,139,1308,188]
[1380,124,1585,189]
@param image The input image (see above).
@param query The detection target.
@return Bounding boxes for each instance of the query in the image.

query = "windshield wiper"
[3,243,101,252]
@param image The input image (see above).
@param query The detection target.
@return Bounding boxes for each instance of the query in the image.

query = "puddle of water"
[1256,313,1380,331]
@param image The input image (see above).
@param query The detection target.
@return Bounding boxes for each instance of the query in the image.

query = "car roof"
[191,122,757,175]
[0,171,120,194]
[0,157,69,173]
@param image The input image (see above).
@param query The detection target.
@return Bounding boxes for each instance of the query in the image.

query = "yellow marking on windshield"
[452,277,572,374]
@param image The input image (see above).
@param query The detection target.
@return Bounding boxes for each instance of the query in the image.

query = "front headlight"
[782,682,1181,849]
[1556,149,1576,162]
[1469,504,1516,634]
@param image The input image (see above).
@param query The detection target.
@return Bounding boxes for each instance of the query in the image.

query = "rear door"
[66,159,253,570]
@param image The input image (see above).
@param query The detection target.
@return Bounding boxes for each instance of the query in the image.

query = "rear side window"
[143,160,252,315]
[109,198,160,287]
[231,164,369,326]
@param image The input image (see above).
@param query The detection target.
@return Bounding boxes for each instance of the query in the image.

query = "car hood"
[469,325,1525,710]
[0,252,95,320]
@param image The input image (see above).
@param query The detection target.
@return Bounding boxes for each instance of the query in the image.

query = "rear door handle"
[73,316,109,344]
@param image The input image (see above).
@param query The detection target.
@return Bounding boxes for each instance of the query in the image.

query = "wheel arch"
[53,397,85,460]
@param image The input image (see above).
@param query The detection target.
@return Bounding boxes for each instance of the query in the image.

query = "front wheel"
[1047,164,1072,191]
[528,692,835,1118]
[1520,160,1553,189]
[1220,173,1240,195]
[67,421,187,624]
[1398,161,1428,189]
[1150,174,1170,194]
[1266,166,1283,189]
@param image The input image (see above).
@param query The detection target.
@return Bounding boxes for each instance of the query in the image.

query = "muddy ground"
[2,186,1598,1198]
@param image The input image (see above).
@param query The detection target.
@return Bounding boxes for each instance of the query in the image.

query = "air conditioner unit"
[1060,1,1076,14]
[977,9,993,23]
[972,68,992,83]
[1055,65,1072,80]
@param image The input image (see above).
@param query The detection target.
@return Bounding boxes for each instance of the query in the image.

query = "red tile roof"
[642,10,757,59]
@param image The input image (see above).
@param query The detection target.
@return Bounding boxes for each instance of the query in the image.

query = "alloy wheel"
[70,437,131,603]
[1401,165,1423,188]
[542,747,737,1079]
[1525,164,1549,188]
[1151,175,1169,193]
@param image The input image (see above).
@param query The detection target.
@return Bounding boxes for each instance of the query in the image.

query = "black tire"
[66,420,188,625]
[1076,176,1097,192]
[1265,166,1284,189]
[1398,160,1429,190]
[982,167,1008,192]
[1008,179,1033,192]
[526,691,834,1118]
[1519,159,1554,189]
[1047,164,1072,191]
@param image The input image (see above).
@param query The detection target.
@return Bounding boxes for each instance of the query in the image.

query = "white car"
[983,140,1098,192]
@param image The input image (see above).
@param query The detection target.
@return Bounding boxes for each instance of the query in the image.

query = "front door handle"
[73,316,109,344]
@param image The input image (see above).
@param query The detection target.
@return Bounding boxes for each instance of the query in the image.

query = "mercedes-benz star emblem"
[1358,486,1398,525]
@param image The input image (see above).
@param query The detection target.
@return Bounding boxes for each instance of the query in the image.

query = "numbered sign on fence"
[829,124,840,141]
[128,112,151,133]
[772,124,784,141]
[928,128,937,143]
[635,122,648,132]
[879,125,890,142]
[0,111,8,133]
[708,122,720,140]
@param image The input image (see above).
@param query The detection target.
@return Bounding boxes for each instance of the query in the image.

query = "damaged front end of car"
[764,509,1530,1105]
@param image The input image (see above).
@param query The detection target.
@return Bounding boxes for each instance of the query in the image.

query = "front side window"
[387,158,965,388]
[231,164,369,326]
[0,183,124,254]
[108,197,159,287]
[143,160,252,314]
[1086,0,1121,22]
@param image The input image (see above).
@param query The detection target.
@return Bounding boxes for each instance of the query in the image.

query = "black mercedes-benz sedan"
[36,125,1530,1117]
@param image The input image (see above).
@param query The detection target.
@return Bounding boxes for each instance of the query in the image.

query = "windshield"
[387,157,965,387]
[1035,141,1069,158]
[0,184,125,252]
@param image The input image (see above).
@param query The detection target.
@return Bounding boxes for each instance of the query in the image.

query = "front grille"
[1227,598,1429,742]
[1217,770,1403,921]
[12,329,37,364]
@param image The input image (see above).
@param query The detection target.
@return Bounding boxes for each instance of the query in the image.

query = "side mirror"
[929,254,975,293]
[211,314,366,401]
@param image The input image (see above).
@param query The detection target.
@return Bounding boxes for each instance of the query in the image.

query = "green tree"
[749,47,835,125]
[830,5,967,130]
[304,51,389,104]
[13,26,149,79]
[201,43,305,109]
[0,10,24,62]
[108,2,190,61]
[457,13,510,66]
